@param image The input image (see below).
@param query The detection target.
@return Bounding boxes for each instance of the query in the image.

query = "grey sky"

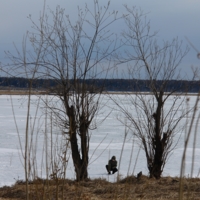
[0,0,200,79]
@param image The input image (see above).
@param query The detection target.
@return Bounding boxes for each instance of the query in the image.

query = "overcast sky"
[0,0,200,79]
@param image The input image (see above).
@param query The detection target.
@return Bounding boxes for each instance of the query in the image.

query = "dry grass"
[0,176,200,200]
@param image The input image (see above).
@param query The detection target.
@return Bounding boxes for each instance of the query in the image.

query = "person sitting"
[105,156,118,174]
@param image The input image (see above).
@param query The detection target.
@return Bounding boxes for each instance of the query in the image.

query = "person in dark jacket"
[105,156,118,174]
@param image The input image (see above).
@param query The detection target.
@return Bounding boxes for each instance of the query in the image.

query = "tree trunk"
[68,106,89,181]
[150,140,163,179]
[150,91,164,179]
[79,115,89,180]
[70,129,89,181]
[68,105,81,181]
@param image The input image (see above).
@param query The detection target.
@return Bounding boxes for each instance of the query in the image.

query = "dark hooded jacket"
[107,156,117,171]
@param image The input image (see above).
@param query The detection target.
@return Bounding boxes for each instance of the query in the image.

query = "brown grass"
[0,176,200,200]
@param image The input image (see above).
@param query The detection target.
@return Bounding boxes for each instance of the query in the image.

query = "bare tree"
[112,6,190,179]
[5,1,121,181]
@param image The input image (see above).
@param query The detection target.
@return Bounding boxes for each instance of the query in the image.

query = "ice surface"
[0,94,200,186]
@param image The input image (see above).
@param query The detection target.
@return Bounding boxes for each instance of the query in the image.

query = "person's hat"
[112,156,116,160]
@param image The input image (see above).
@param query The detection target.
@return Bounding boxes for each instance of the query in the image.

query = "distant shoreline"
[0,89,48,95]
[0,89,199,96]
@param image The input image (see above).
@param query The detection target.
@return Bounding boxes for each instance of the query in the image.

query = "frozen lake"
[0,94,200,186]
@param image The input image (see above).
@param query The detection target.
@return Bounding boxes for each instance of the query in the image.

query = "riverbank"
[0,175,199,200]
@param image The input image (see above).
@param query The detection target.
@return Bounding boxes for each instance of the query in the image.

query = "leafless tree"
[5,1,122,181]
[112,6,190,179]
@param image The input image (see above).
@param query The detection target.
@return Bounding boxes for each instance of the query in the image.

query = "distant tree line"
[0,77,199,93]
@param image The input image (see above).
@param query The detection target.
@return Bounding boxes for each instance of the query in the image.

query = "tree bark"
[150,92,164,179]
[79,115,89,180]
[68,105,89,181]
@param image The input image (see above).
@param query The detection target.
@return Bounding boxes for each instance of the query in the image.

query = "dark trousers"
[106,165,118,174]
